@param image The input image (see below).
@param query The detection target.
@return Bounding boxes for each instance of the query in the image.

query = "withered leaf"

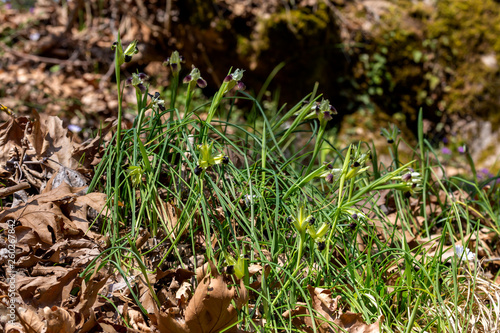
[17,306,46,333]
[333,312,384,333]
[17,268,81,308]
[44,306,76,333]
[155,262,249,333]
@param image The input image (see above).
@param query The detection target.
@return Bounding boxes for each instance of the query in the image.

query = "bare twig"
[0,182,30,199]
[165,0,172,34]
[1,42,88,67]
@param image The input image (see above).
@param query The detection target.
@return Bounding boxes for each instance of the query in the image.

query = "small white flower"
[151,94,165,110]
[455,245,475,261]
[68,124,82,133]
[244,194,257,206]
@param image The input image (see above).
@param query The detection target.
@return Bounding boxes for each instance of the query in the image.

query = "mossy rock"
[352,0,500,127]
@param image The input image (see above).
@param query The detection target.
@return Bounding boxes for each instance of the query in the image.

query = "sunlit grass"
[85,38,500,332]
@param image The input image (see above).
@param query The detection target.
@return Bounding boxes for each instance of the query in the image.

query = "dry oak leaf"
[72,271,111,320]
[155,263,249,333]
[44,306,76,333]
[26,110,80,171]
[0,199,71,245]
[16,305,46,333]
[333,312,384,333]
[308,285,341,332]
[0,115,28,171]
[282,304,314,333]
[283,286,384,333]
[128,308,151,332]
[71,119,116,168]
[0,181,107,245]
[16,268,80,308]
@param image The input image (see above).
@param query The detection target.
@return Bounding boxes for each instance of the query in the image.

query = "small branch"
[1,42,88,67]
[0,182,31,199]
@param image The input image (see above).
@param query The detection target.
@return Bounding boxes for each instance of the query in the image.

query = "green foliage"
[355,0,500,122]
[84,37,500,331]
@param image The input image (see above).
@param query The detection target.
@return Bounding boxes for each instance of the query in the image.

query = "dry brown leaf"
[31,264,73,278]
[11,226,41,254]
[249,264,270,290]
[137,274,161,315]
[64,191,109,231]
[282,304,314,333]
[0,201,67,245]
[26,110,80,171]
[76,308,97,333]
[17,268,80,307]
[283,286,339,333]
[195,261,218,284]
[333,312,384,333]
[17,306,45,333]
[175,280,192,304]
[157,199,183,238]
[72,271,110,319]
[308,285,341,332]
[4,322,26,333]
[155,262,248,333]
[283,288,383,333]
[0,116,28,172]
[185,271,248,332]
[0,180,106,246]
[128,308,150,332]
[44,306,76,333]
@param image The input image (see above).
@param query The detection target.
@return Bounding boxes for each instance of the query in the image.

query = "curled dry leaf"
[44,306,76,333]
[155,261,249,333]
[333,312,384,333]
[137,267,197,315]
[249,264,271,290]
[26,110,79,171]
[0,116,29,174]
[283,286,384,333]
[195,260,218,284]
[128,308,150,332]
[175,280,192,306]
[282,305,314,333]
[4,323,25,333]
[308,285,340,332]
[157,199,184,238]
[16,306,45,333]
[72,272,111,320]
[16,268,80,308]
[0,180,107,247]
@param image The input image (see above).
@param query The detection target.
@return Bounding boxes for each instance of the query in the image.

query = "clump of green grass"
[83,34,500,332]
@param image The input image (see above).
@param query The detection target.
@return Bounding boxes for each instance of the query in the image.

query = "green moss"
[236,35,252,57]
[255,4,331,52]
[356,0,500,125]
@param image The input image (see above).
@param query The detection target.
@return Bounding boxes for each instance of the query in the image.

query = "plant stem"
[304,125,326,175]
[113,44,123,243]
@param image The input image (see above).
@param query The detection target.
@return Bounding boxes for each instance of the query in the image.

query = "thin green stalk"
[170,74,179,113]
[295,232,306,271]
[261,120,266,186]
[304,125,326,175]
[185,84,193,114]
[113,36,123,242]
